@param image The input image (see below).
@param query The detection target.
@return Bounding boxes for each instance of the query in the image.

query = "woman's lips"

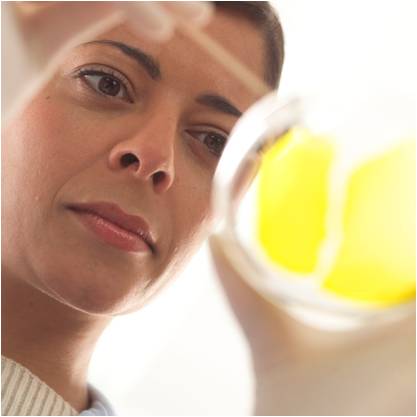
[67,203,154,254]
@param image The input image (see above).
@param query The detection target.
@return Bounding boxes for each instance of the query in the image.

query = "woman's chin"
[33,263,150,316]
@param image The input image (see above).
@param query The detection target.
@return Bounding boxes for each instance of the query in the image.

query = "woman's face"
[2,10,264,315]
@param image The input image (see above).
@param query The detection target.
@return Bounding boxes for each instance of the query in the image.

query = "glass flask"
[211,92,416,331]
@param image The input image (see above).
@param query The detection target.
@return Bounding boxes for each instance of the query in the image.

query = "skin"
[210,236,416,415]
[2,10,265,412]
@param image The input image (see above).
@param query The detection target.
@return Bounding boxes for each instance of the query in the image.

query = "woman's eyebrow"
[83,40,242,117]
[196,94,242,117]
[84,40,161,80]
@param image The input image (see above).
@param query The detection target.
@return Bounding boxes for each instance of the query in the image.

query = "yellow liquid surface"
[257,128,416,306]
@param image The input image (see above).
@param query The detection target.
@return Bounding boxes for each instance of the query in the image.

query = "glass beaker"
[211,92,416,331]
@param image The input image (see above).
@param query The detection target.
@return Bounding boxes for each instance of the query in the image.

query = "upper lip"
[66,201,156,252]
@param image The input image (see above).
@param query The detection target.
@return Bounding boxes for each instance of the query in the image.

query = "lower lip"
[69,209,151,253]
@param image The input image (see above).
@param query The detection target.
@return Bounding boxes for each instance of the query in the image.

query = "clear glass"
[211,92,416,331]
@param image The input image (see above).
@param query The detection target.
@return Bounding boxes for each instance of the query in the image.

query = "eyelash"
[186,130,228,158]
[74,65,134,103]
[73,65,228,158]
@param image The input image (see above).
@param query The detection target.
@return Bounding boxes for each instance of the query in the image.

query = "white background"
[89,1,416,415]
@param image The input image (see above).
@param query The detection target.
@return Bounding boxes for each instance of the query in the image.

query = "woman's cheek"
[172,167,213,249]
[12,94,99,200]
[4,99,59,208]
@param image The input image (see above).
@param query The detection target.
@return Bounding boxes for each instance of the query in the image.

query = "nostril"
[120,153,139,168]
[152,171,166,186]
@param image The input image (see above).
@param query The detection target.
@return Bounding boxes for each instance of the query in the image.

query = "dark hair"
[214,1,285,89]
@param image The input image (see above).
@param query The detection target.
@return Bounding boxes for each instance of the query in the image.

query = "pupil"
[98,76,120,96]
[206,134,223,153]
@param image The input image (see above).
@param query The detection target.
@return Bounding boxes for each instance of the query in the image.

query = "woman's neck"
[1,271,111,412]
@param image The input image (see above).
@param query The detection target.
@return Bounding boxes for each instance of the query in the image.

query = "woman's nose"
[107,118,176,194]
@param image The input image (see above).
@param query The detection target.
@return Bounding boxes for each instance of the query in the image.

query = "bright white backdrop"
[89,1,416,415]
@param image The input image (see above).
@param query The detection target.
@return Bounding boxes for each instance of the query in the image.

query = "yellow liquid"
[257,128,416,306]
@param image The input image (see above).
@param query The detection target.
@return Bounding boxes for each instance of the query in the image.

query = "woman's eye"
[188,130,228,157]
[76,68,133,102]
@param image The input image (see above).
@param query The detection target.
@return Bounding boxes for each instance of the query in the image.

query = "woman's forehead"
[84,11,265,110]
